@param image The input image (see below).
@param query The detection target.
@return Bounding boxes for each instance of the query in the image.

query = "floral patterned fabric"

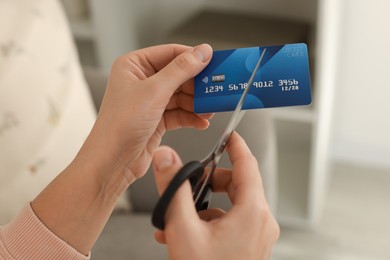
[0,0,96,224]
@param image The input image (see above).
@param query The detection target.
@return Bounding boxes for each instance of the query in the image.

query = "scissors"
[152,48,267,230]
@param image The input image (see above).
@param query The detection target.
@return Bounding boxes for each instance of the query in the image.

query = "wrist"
[75,131,137,198]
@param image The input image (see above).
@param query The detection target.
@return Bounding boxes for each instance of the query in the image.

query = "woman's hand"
[79,44,213,185]
[152,132,279,260]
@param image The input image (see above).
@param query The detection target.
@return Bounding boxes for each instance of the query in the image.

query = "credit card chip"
[212,74,225,83]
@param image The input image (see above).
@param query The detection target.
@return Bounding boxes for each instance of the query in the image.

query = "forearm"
[31,132,132,255]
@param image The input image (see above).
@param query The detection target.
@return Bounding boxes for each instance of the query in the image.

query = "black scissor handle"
[152,161,204,230]
[195,183,212,211]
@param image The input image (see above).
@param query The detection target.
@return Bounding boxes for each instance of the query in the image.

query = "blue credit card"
[194,43,312,113]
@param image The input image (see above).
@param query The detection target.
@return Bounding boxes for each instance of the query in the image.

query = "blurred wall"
[331,0,390,169]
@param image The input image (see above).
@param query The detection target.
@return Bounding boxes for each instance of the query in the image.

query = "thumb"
[150,44,212,94]
[152,146,200,230]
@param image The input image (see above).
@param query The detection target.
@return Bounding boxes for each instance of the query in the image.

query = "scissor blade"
[217,48,267,149]
[195,48,267,204]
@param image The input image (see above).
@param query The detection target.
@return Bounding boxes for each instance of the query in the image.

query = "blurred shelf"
[167,10,312,49]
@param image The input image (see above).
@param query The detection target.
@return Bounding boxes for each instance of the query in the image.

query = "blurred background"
[60,0,390,259]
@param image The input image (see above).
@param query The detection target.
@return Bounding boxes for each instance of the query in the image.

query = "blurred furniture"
[0,0,96,225]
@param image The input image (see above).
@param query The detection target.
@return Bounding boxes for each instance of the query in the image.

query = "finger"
[210,167,259,206]
[149,44,213,95]
[166,92,194,112]
[198,208,226,222]
[166,93,215,119]
[178,80,194,95]
[126,44,193,77]
[163,110,210,130]
[198,113,215,120]
[153,146,183,195]
[154,230,167,244]
[152,146,200,230]
[140,44,193,73]
[112,44,192,82]
[210,168,232,192]
[224,132,265,206]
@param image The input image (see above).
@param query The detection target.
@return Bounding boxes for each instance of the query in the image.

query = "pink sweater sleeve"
[0,204,90,260]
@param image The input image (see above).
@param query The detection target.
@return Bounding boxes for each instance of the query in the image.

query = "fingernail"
[193,44,212,63]
[154,147,174,171]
